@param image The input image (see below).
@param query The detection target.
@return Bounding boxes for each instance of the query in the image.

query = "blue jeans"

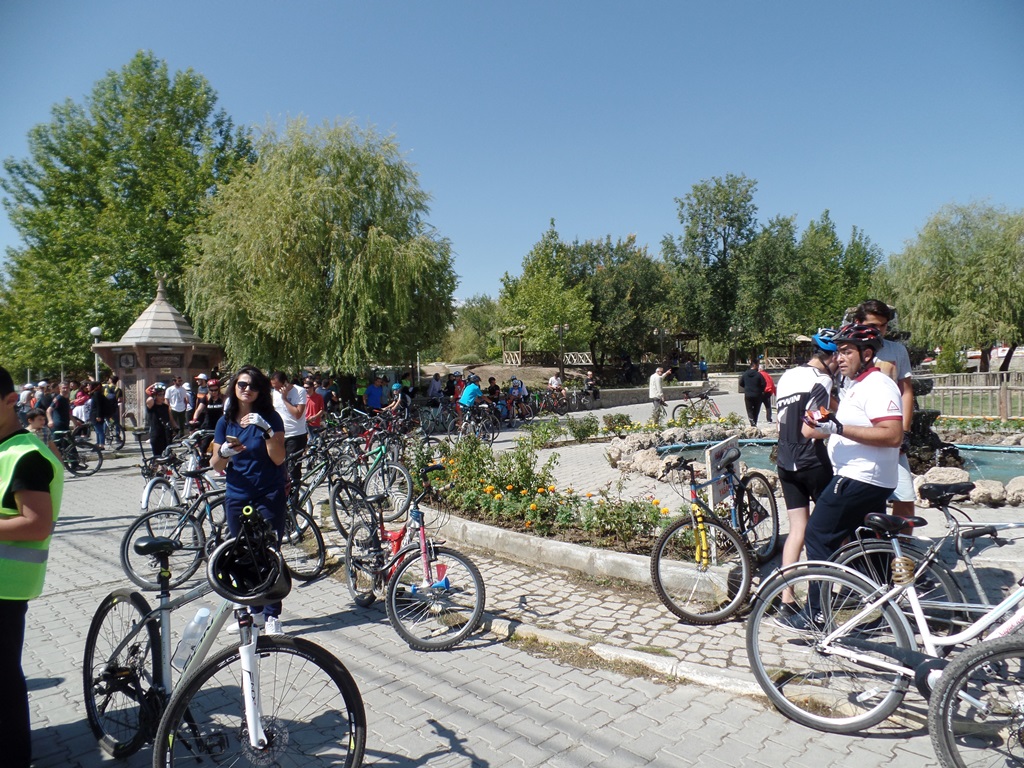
[93,419,106,447]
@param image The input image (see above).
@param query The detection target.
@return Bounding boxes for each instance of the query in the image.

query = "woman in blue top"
[211,366,287,632]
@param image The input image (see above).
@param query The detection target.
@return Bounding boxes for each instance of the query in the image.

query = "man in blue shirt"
[363,376,385,411]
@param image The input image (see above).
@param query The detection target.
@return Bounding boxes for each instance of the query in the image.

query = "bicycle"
[745,508,1024,734]
[52,428,103,477]
[927,633,1024,768]
[649,447,780,624]
[447,403,500,445]
[120,487,228,590]
[84,516,366,764]
[343,465,486,650]
[827,481,1024,636]
[670,389,721,423]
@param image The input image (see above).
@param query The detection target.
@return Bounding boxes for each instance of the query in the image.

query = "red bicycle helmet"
[834,323,883,351]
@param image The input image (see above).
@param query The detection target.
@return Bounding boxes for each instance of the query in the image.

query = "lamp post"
[653,327,671,363]
[90,326,102,381]
[553,323,569,382]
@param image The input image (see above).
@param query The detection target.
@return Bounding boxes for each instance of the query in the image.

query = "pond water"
[668,441,1024,484]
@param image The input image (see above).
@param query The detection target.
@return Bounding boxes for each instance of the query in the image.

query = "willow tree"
[184,119,457,371]
[883,202,1024,371]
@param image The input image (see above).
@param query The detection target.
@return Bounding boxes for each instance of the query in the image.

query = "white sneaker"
[264,616,284,636]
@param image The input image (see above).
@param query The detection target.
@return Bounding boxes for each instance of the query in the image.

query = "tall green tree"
[443,294,500,363]
[883,202,1024,371]
[733,215,799,351]
[662,174,759,343]
[185,119,456,371]
[579,235,672,367]
[0,50,253,373]
[499,222,593,357]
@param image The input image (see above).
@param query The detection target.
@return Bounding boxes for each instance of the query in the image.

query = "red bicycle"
[340,465,486,650]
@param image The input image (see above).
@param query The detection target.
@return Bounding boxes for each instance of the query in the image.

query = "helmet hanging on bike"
[207,513,291,606]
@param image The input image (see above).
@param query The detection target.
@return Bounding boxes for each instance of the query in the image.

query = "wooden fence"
[915,371,1024,419]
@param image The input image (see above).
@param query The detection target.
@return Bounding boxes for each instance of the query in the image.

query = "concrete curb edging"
[437,510,653,585]
[439,510,767,698]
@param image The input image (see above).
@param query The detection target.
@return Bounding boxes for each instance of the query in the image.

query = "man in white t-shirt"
[165,377,189,437]
[803,324,903,553]
[856,299,916,522]
[648,366,672,420]
[270,371,308,486]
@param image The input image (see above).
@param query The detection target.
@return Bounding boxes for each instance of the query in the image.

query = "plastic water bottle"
[171,607,211,671]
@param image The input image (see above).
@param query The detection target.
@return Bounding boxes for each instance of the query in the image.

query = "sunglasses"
[235,381,253,391]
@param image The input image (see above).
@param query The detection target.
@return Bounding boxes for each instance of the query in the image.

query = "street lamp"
[90,326,102,381]
[653,328,671,362]
[553,323,570,381]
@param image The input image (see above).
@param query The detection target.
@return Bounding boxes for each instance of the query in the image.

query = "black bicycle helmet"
[834,323,883,351]
[207,518,292,606]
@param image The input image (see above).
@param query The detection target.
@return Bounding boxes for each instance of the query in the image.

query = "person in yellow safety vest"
[354,375,369,401]
[0,365,63,768]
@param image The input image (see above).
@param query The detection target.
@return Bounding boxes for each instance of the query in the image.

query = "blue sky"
[1,1,1022,302]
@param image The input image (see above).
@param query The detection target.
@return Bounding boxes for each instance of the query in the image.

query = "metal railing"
[916,372,1024,419]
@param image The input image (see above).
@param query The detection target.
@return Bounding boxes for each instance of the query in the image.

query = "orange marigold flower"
[506,484,513,490]
[494,493,503,500]
[530,503,538,511]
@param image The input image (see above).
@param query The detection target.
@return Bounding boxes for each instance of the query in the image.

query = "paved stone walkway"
[24,393,1024,767]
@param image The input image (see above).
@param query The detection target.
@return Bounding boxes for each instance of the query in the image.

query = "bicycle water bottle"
[171,607,211,671]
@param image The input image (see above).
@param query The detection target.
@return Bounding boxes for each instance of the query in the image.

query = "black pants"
[744,396,762,425]
[0,599,31,768]
[284,433,308,486]
[761,393,774,422]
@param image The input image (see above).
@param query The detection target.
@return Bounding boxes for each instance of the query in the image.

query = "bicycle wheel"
[520,402,535,423]
[329,481,371,540]
[385,545,486,651]
[746,564,915,733]
[739,472,780,563]
[344,521,385,607]
[83,588,160,758]
[928,635,1024,768]
[141,476,180,513]
[108,419,126,450]
[363,460,413,522]
[554,395,569,416]
[120,509,205,590]
[832,538,966,637]
[281,508,326,581]
[649,514,753,625]
[153,636,366,768]
[671,403,690,422]
[579,393,592,411]
[67,439,104,476]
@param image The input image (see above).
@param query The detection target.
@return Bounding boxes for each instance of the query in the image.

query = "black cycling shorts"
[777,464,834,510]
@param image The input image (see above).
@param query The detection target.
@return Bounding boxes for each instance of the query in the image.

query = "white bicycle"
[84,508,366,765]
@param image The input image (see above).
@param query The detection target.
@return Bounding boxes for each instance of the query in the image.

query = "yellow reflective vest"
[0,432,63,600]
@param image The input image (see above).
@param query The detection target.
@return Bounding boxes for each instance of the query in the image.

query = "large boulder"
[918,466,972,486]
[1005,477,1024,506]
[970,479,1007,506]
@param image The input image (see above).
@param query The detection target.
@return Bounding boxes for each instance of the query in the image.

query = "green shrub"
[565,414,600,442]
[603,413,633,432]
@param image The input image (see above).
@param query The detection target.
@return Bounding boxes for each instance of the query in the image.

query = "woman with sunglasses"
[211,366,287,634]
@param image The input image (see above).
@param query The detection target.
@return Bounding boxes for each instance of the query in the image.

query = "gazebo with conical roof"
[92,278,222,422]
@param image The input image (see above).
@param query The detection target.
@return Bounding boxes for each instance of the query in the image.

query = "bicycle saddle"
[918,482,975,503]
[863,513,928,537]
[133,536,184,557]
[720,446,741,466]
[180,468,210,479]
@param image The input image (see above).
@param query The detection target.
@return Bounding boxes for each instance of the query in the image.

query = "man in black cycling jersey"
[774,329,839,610]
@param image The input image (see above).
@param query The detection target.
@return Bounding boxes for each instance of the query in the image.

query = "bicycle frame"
[768,551,1024,680]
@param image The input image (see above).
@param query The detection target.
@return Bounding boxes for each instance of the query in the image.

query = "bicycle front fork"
[236,611,268,749]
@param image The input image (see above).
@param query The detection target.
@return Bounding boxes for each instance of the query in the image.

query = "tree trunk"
[999,345,1017,372]
[979,346,992,373]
